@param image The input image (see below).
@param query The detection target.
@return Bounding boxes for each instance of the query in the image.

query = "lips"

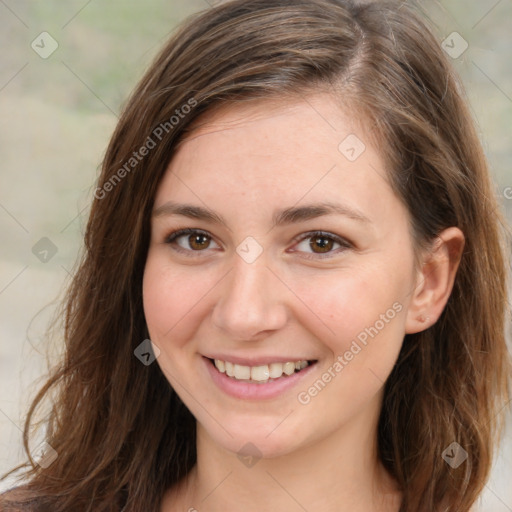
[203,356,318,400]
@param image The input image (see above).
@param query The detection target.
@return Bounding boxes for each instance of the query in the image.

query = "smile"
[212,358,311,383]
[203,355,318,399]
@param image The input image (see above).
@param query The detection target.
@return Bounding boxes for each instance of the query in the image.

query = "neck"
[163,395,401,512]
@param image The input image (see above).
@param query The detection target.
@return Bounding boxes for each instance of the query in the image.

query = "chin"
[201,418,305,460]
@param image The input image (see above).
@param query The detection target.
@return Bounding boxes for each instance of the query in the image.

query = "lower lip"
[203,357,317,400]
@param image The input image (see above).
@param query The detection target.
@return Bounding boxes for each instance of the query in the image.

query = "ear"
[405,227,465,334]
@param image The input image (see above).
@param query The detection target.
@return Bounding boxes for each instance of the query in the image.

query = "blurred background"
[0,0,511,509]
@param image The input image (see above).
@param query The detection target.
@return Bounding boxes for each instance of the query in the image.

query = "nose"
[211,254,288,341]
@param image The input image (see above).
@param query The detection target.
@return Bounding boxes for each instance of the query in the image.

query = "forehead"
[180,92,364,149]
[155,94,401,228]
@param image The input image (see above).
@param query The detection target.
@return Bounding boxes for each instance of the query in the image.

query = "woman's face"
[143,94,418,459]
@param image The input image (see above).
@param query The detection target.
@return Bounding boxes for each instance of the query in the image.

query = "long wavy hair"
[2,1,510,511]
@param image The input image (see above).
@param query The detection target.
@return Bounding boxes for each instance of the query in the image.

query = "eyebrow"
[152,201,371,226]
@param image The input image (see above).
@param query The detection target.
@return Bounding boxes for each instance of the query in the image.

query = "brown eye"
[292,231,351,259]
[309,235,334,253]
[165,228,219,255]
[188,233,211,250]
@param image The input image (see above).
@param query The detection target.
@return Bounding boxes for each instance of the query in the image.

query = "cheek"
[292,272,408,427]
[293,267,408,348]
[142,252,218,348]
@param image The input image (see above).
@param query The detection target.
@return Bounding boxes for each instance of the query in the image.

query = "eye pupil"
[190,234,210,250]
[310,236,333,253]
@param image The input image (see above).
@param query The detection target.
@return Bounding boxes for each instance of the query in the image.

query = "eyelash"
[164,228,352,260]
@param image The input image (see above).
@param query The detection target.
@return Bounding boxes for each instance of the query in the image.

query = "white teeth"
[251,365,270,382]
[212,359,311,383]
[283,362,296,376]
[225,361,234,377]
[269,363,283,379]
[234,364,251,380]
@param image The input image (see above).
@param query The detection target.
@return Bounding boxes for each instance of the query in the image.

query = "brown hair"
[2,1,510,511]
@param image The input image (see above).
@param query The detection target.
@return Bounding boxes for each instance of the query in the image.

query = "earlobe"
[405,227,465,334]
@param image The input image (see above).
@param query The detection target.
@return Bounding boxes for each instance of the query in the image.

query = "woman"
[1,0,510,510]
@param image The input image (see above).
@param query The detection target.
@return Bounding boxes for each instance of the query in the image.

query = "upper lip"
[203,354,316,366]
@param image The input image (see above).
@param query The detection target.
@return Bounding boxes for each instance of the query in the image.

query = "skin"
[143,93,464,512]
